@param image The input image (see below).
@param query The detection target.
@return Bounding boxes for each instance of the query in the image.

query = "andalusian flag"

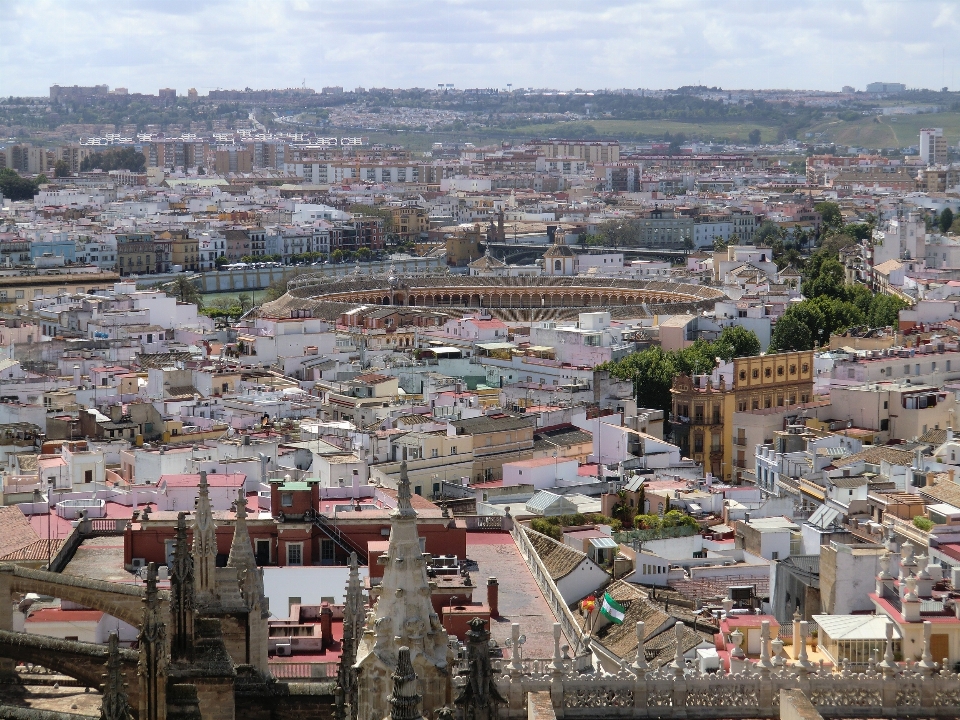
[599,592,626,625]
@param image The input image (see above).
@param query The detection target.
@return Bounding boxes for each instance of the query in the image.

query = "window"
[740,370,747,381]
[431,448,438,458]
[321,539,335,564]
[287,543,303,565]
[764,367,772,378]
[450,446,457,455]
[789,364,796,375]
[255,539,270,565]
[880,419,890,431]
[801,363,809,373]
[771,551,779,560]
[752,369,759,379]
[777,366,784,376]
[883,401,888,409]
[281,493,293,507]
[84,470,93,483]
[905,365,911,375]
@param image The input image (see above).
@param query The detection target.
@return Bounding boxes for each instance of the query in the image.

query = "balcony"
[734,436,748,446]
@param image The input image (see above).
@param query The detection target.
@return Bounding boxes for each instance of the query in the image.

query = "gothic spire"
[337,552,363,720]
[170,511,195,662]
[101,632,130,720]
[228,487,264,612]
[394,461,416,518]
[455,617,506,720]
[192,470,217,602]
[388,647,424,720]
[137,563,167,720]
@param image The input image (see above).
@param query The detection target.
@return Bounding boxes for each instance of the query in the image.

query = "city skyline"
[2,0,959,97]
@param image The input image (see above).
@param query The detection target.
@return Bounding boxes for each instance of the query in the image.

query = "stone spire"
[455,618,506,720]
[337,552,363,720]
[226,487,270,674]
[228,488,264,613]
[394,461,416,519]
[387,647,424,720]
[101,631,131,720]
[137,563,167,720]
[192,471,217,602]
[355,461,450,719]
[170,511,195,663]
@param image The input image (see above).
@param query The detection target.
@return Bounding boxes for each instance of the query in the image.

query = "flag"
[599,591,626,625]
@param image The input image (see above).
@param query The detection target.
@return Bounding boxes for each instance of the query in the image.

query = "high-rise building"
[865,82,906,93]
[920,128,947,165]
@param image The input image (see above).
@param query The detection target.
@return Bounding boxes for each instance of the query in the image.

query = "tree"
[814,201,843,231]
[330,249,345,263]
[843,223,873,242]
[0,169,41,200]
[165,275,203,309]
[868,293,908,328]
[237,294,253,313]
[748,129,761,145]
[596,218,638,248]
[803,256,846,299]
[79,147,146,173]
[755,220,784,245]
[263,277,288,302]
[714,326,762,358]
[53,160,71,178]
[770,313,814,352]
[530,518,561,540]
[940,208,955,234]
[357,247,372,261]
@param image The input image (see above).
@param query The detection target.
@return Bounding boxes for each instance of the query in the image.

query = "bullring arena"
[259,272,725,322]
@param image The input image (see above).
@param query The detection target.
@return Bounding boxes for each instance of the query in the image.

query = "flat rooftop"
[464,532,567,659]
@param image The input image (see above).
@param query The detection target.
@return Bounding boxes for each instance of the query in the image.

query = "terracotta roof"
[919,428,948,446]
[0,538,65,562]
[832,446,915,468]
[0,506,42,560]
[523,527,587,581]
[587,579,671,659]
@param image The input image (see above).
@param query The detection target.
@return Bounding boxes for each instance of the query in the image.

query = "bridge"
[0,565,169,628]
[484,241,691,265]
[0,630,140,710]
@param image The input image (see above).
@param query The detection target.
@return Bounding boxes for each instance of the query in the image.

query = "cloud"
[0,0,957,96]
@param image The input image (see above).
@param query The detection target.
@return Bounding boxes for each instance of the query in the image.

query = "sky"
[1,0,959,97]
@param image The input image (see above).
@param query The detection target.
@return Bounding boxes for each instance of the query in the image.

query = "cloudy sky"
[2,0,959,96]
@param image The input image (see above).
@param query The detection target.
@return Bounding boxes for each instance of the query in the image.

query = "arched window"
[554,260,561,271]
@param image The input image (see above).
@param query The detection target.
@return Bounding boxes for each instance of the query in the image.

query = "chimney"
[73,365,81,386]
[320,603,333,650]
[487,577,499,618]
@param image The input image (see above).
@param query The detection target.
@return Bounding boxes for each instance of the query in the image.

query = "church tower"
[355,462,451,720]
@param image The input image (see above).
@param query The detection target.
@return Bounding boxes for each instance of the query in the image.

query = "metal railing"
[268,661,338,680]
[313,514,368,564]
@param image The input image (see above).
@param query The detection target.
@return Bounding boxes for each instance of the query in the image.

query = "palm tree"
[165,275,203,309]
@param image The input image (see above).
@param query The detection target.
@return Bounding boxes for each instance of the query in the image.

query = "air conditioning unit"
[131,558,146,570]
[275,644,293,657]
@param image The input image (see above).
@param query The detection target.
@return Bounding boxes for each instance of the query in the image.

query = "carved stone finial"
[388,647,424,720]
[394,461,416,518]
[170,511,195,662]
[100,632,130,720]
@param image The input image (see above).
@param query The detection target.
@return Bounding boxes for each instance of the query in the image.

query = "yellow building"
[670,350,815,481]
[0,272,121,312]
[389,205,430,242]
[160,230,200,272]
